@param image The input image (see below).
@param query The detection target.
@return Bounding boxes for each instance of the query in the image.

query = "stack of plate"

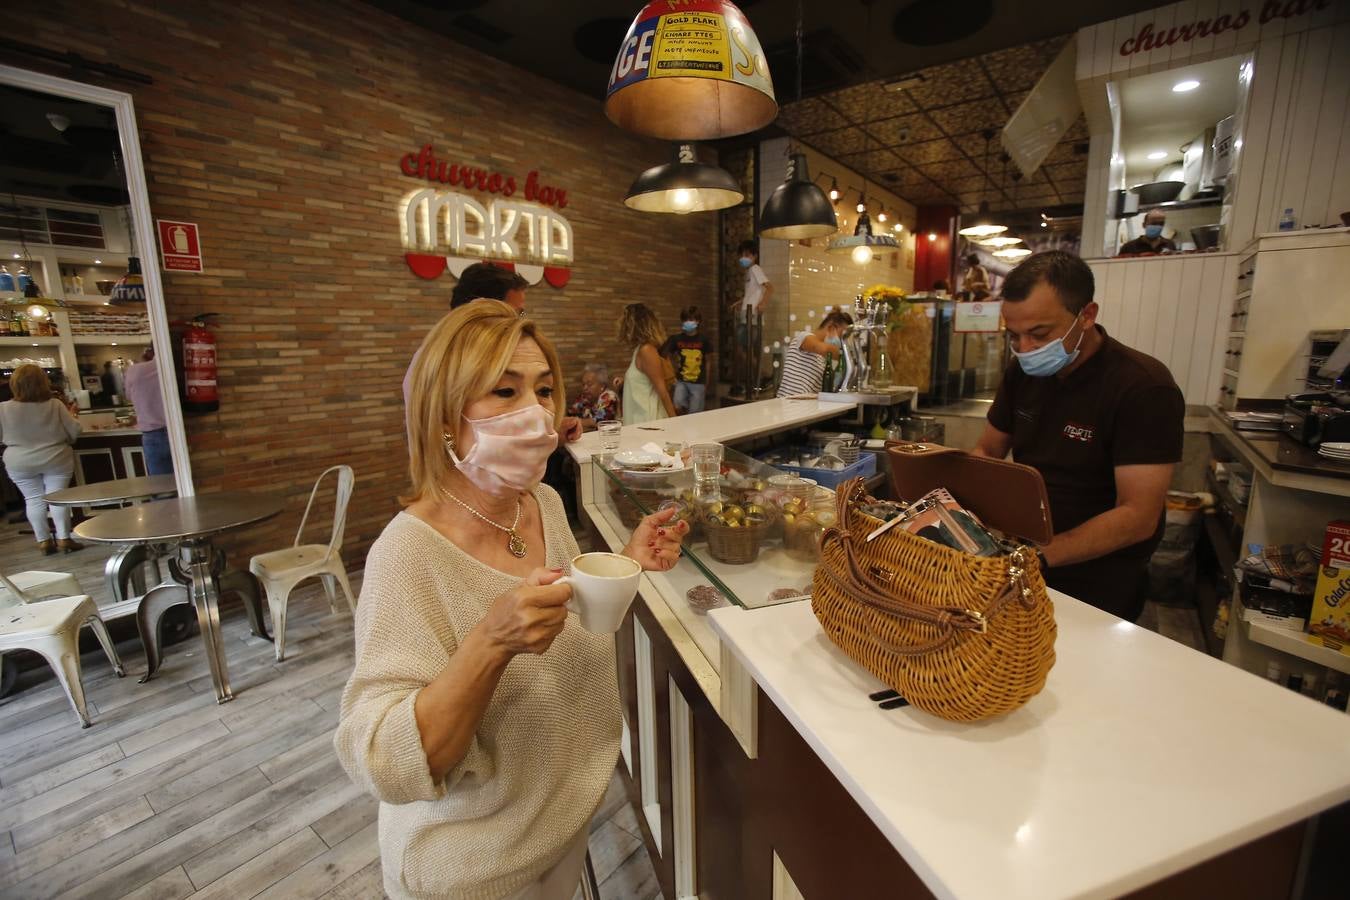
[1317,442,1350,462]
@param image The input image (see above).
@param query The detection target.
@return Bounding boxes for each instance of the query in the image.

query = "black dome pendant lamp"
[624,143,744,214]
[759,0,836,240]
[760,152,836,239]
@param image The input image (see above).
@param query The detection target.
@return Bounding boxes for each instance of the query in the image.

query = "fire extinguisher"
[175,313,219,413]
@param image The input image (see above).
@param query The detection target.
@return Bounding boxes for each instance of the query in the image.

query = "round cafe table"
[74,492,284,704]
[47,475,180,604]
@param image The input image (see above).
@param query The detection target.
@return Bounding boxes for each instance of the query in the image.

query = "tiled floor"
[0,517,661,900]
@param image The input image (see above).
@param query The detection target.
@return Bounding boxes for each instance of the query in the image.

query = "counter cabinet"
[579,400,1343,900]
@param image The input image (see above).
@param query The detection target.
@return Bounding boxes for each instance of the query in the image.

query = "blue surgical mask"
[825,336,842,347]
[1013,317,1086,377]
[738,257,753,269]
[682,321,698,333]
[1144,224,1164,239]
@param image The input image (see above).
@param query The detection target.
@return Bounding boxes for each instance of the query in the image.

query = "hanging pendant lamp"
[976,235,1022,248]
[828,210,899,264]
[624,143,744,214]
[109,256,146,305]
[957,200,1008,238]
[760,153,836,239]
[994,246,1032,260]
[605,1,777,141]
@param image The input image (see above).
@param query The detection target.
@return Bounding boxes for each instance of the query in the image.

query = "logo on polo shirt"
[1063,422,1095,443]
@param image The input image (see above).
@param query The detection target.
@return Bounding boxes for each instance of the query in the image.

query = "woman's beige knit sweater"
[334,486,621,899]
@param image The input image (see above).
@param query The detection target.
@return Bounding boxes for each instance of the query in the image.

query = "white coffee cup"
[560,552,641,634]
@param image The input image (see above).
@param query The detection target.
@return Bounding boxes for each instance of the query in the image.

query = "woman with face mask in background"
[776,310,854,398]
[335,300,687,900]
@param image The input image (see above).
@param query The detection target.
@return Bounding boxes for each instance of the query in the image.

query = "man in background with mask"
[731,239,772,397]
[1119,209,1176,255]
[972,251,1184,621]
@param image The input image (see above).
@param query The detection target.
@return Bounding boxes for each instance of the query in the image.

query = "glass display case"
[590,445,837,612]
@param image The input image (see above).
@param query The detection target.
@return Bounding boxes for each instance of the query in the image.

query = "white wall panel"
[1087,254,1237,406]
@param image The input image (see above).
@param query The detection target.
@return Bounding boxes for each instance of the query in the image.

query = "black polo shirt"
[988,326,1184,619]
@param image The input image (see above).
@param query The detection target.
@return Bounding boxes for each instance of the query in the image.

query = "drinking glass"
[691,442,724,488]
[598,420,622,452]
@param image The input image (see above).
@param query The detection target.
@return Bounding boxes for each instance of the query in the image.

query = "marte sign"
[398,144,574,288]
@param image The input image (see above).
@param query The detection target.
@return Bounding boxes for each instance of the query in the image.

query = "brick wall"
[12,0,718,563]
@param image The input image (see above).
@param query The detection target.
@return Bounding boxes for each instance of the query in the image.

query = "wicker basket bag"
[812,476,1057,721]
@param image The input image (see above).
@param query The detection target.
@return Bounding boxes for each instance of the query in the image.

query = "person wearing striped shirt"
[776,310,854,398]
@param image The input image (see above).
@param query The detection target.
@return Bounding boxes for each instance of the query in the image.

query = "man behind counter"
[1119,209,1176,255]
[973,251,1184,621]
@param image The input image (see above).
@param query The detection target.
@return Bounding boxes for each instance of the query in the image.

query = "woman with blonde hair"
[618,302,677,424]
[335,300,687,899]
[0,364,82,554]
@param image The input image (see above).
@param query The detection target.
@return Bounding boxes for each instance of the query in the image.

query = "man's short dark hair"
[1001,250,1095,315]
[737,239,758,257]
[449,262,529,308]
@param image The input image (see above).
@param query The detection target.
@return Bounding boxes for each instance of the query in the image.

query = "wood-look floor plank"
[0,743,126,806]
[256,726,342,785]
[144,704,335,813]
[0,720,229,833]
[183,827,329,900]
[589,819,643,884]
[45,758,343,900]
[253,821,380,900]
[13,695,335,850]
[597,843,662,900]
[0,798,154,887]
[8,769,272,899]
[317,858,384,900]
[115,865,195,900]
[180,771,363,889]
[0,830,13,861]
[310,792,378,849]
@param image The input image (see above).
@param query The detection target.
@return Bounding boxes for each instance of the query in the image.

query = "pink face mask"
[447,403,557,497]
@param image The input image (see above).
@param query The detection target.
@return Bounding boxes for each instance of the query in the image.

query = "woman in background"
[777,311,854,398]
[0,364,83,554]
[618,303,676,424]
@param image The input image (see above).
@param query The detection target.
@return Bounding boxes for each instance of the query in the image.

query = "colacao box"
[1308,521,1350,653]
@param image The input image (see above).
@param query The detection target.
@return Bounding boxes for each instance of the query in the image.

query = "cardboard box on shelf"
[1308,521,1350,654]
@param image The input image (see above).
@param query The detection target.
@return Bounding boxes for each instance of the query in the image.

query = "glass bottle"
[822,351,835,392]
[872,344,893,389]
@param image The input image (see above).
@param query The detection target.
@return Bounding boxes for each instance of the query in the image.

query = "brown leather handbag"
[811,443,1058,721]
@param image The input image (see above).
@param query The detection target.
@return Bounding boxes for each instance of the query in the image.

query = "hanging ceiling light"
[828,177,840,201]
[977,235,1022,248]
[758,0,836,241]
[877,204,887,223]
[624,143,743,214]
[828,210,899,264]
[605,1,777,141]
[958,130,1007,238]
[994,246,1032,260]
[760,153,837,239]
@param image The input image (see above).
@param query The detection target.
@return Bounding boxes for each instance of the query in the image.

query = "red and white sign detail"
[157,220,204,273]
[397,144,573,288]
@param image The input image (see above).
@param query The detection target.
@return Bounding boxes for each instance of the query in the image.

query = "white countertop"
[565,397,856,463]
[710,597,1350,900]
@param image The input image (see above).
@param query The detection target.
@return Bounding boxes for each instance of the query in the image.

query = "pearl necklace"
[439,488,527,558]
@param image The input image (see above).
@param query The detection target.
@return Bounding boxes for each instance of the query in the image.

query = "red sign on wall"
[157,220,204,273]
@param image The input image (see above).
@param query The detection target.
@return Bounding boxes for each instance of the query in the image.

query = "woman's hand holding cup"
[624,505,689,572]
[479,568,572,658]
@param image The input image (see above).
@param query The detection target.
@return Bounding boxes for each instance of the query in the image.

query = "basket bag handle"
[818,478,1035,657]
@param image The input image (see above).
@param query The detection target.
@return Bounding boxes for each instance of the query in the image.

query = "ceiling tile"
[1041,140,1086,166]
[839,147,905,174]
[894,138,965,167]
[805,128,868,159]
[822,82,919,124]
[981,42,1055,94]
[777,98,850,135]
[1045,160,1088,182]
[929,100,1009,138]
[923,158,982,182]
[902,61,995,110]
[867,114,944,146]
